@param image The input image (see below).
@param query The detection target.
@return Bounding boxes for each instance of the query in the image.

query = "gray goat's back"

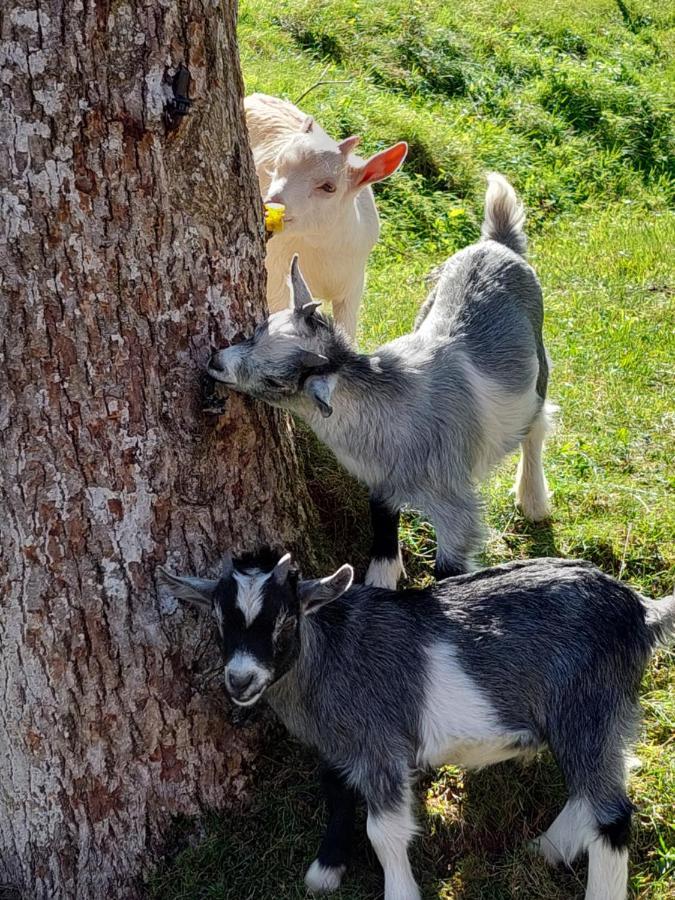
[418,241,545,396]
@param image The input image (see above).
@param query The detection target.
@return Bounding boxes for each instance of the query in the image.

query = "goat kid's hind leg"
[428,490,481,580]
[305,765,358,894]
[532,794,630,900]
[515,403,553,522]
[366,783,421,900]
[365,496,404,590]
[585,795,632,900]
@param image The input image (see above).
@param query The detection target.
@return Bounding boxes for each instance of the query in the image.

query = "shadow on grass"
[154,730,654,899]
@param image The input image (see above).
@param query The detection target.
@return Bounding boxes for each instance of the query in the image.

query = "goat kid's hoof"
[528,834,563,866]
[304,860,346,893]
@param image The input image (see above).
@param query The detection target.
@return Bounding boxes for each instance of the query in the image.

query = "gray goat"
[208,174,554,588]
[158,551,674,900]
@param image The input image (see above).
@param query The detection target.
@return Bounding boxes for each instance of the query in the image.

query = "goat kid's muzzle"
[207,345,248,385]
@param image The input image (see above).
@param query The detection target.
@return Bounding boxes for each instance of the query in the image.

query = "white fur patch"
[459,354,540,480]
[531,797,597,865]
[364,555,404,590]
[304,860,346,893]
[586,843,628,900]
[224,650,271,706]
[514,402,555,522]
[233,568,272,627]
[417,643,537,769]
[366,787,421,900]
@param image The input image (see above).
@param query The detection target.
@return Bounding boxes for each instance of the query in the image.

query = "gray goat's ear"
[298,564,354,615]
[156,566,217,611]
[304,374,335,417]
[273,552,292,585]
[301,115,314,134]
[289,255,315,313]
[221,553,234,579]
[299,349,329,369]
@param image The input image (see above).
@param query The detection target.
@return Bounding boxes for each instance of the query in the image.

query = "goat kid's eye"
[317,182,336,193]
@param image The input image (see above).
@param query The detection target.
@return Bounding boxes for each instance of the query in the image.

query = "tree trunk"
[0,1,313,895]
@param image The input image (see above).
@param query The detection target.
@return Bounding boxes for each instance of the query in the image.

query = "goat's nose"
[227,671,255,694]
[265,192,283,205]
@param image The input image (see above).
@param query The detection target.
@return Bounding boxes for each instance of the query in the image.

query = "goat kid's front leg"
[331,277,364,343]
[366,785,420,900]
[365,496,404,590]
[305,765,358,894]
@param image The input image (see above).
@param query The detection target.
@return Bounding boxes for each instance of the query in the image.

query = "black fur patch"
[370,498,400,561]
[599,808,633,850]
[316,765,358,869]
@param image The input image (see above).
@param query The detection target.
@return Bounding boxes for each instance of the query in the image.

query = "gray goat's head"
[207,257,343,417]
[157,550,353,707]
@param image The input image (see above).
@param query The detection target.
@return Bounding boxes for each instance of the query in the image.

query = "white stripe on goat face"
[232,569,272,627]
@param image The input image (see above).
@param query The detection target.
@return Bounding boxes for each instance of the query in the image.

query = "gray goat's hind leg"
[515,405,552,521]
[428,490,481,580]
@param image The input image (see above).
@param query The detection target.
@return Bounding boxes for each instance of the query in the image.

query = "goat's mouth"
[229,687,266,707]
[207,366,239,385]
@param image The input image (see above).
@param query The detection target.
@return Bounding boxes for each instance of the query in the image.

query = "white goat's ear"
[301,115,314,133]
[298,564,354,615]
[156,566,217,610]
[338,135,361,156]
[303,374,335,417]
[350,141,408,190]
[289,255,314,313]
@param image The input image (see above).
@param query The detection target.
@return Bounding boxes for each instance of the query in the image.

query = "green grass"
[150,0,674,896]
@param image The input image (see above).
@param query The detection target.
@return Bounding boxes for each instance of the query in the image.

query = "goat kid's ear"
[298,564,354,615]
[156,566,217,611]
[338,135,361,156]
[350,141,408,190]
[303,374,335,417]
[301,115,314,134]
[273,552,292,585]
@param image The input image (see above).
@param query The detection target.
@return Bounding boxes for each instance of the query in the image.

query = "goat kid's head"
[157,550,353,707]
[208,257,342,417]
[263,117,407,234]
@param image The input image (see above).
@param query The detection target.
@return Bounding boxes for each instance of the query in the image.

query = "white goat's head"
[264,116,407,234]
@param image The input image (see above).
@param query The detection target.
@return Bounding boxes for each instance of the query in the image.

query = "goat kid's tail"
[644,592,675,648]
[481,172,527,256]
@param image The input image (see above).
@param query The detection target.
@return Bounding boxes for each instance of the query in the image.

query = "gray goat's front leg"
[364,495,404,590]
[366,782,420,900]
[427,489,482,579]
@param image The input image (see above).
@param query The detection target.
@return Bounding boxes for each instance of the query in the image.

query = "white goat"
[245,92,408,339]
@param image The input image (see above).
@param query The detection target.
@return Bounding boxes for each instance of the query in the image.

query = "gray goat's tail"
[644,592,675,647]
[481,172,527,256]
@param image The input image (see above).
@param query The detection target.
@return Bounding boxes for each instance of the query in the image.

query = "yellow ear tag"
[264,202,286,234]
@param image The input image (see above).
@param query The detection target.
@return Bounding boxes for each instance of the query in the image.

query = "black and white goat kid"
[157,552,674,900]
[208,174,554,587]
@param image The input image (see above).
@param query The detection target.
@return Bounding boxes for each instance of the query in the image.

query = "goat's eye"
[318,182,336,193]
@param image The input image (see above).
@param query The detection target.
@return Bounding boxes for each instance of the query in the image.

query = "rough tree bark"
[0,1,314,896]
